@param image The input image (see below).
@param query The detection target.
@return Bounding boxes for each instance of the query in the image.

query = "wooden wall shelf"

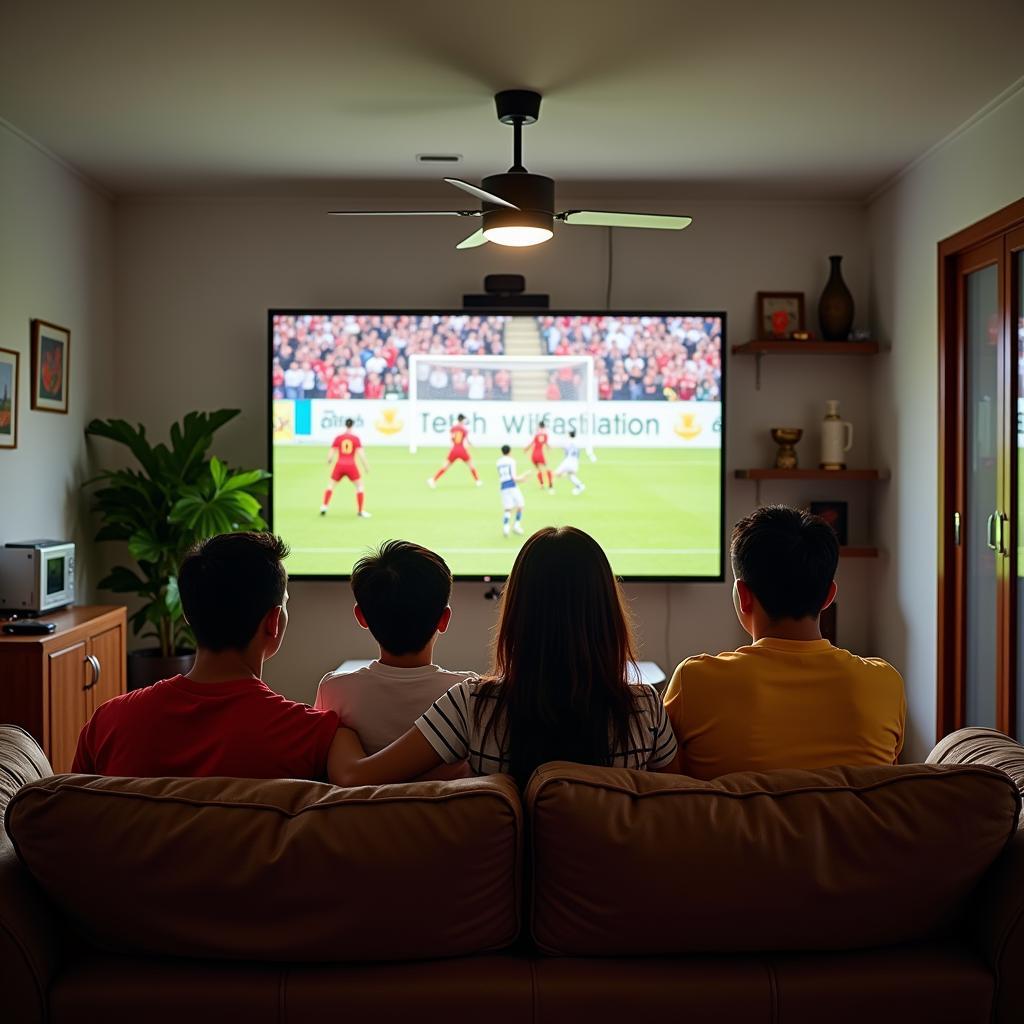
[732,340,879,356]
[840,546,879,559]
[735,468,884,481]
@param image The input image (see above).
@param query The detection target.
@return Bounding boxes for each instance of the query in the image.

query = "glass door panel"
[965,260,1000,727]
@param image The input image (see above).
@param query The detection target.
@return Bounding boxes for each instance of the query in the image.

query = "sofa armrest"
[0,835,60,1024]
[964,828,1024,1024]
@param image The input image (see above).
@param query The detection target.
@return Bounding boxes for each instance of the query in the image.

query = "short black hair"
[538,419,546,427]
[351,540,452,655]
[178,532,289,651]
[501,444,511,455]
[730,505,839,620]
[344,418,354,428]
[457,414,465,422]
[568,429,576,438]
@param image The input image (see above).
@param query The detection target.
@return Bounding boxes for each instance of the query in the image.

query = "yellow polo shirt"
[663,638,906,780]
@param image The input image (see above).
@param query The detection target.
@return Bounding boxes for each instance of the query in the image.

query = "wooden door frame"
[938,197,1024,739]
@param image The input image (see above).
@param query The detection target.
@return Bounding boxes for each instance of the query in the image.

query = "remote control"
[2,621,57,635]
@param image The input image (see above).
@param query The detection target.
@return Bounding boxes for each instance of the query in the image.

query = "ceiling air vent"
[416,154,462,164]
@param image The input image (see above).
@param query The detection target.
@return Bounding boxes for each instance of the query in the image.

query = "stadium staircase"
[503,318,549,401]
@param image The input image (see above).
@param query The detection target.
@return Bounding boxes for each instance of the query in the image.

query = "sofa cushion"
[6,774,521,962]
[526,762,1020,956]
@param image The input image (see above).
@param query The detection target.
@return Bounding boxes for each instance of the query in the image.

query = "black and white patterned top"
[414,678,677,776]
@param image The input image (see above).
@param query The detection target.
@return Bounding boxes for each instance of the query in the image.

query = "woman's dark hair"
[731,504,839,620]
[477,526,638,786]
[178,532,289,651]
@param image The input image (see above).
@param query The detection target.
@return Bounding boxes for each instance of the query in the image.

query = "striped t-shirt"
[415,678,678,776]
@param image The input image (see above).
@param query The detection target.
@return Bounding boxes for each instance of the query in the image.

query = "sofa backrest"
[0,725,52,818]
[526,761,1021,956]
[6,773,522,962]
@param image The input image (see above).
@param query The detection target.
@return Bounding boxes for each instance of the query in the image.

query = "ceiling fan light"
[481,202,554,248]
[483,224,553,247]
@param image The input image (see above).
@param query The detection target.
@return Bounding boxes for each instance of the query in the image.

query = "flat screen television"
[268,310,725,581]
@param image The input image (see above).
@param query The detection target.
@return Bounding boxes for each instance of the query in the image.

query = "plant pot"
[127,648,195,691]
[818,254,855,341]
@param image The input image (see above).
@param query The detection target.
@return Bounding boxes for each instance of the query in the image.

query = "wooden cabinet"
[0,606,126,772]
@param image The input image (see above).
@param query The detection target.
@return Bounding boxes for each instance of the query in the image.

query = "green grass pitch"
[272,445,721,578]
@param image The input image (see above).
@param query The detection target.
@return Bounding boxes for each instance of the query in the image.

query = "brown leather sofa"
[2,722,1023,1024]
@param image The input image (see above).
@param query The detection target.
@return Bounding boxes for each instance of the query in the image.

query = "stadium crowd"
[272,313,723,403]
[538,314,723,402]
[272,314,509,401]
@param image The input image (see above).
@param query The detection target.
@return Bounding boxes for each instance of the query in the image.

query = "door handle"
[987,512,998,551]
[83,654,100,690]
[953,511,961,546]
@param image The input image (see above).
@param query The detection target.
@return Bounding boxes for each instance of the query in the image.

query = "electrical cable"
[605,226,614,309]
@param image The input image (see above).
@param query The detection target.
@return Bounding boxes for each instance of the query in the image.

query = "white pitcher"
[820,400,853,469]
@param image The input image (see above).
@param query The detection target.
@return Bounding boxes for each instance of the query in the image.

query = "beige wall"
[869,84,1024,761]
[0,122,114,597]
[113,196,878,702]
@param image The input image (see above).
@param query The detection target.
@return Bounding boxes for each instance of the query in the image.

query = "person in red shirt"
[525,421,554,491]
[321,417,371,517]
[72,532,342,780]
[427,413,482,488]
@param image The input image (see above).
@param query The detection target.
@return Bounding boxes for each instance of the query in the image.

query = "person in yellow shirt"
[664,504,905,779]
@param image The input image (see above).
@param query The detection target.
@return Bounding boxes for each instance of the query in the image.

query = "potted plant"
[84,410,270,689]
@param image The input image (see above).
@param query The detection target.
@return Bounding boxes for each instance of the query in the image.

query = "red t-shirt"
[331,432,362,466]
[72,675,339,779]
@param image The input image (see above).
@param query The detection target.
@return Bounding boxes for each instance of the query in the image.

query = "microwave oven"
[0,540,76,614]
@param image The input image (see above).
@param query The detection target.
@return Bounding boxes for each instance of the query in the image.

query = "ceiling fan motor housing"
[481,172,554,236]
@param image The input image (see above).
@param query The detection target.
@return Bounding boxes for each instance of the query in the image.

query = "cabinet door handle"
[83,655,100,690]
[987,512,998,551]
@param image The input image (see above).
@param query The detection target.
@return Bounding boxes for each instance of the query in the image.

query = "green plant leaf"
[221,468,271,492]
[98,565,155,595]
[85,418,163,479]
[209,456,227,489]
[128,529,165,565]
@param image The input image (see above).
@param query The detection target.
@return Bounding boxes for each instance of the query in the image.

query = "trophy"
[770,427,803,470]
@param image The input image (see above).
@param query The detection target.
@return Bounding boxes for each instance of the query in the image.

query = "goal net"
[407,354,597,452]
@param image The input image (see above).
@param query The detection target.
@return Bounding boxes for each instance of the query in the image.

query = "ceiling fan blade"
[328,209,480,217]
[444,177,519,210]
[456,228,488,250]
[558,210,692,230]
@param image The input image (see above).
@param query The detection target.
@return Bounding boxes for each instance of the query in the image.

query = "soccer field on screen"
[272,445,721,578]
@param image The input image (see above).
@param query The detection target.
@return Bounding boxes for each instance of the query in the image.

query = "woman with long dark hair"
[329,527,678,786]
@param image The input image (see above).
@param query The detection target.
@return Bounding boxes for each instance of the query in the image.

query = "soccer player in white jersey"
[496,445,527,537]
[554,429,587,495]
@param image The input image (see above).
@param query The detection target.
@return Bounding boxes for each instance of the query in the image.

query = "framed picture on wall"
[757,292,805,339]
[810,500,849,545]
[31,319,70,414]
[0,347,18,449]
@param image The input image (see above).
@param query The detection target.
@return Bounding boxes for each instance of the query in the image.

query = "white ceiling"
[2,0,1023,201]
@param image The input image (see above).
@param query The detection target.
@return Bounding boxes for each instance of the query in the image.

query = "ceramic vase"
[820,400,853,470]
[818,255,854,341]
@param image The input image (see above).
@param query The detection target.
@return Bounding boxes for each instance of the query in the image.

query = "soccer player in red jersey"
[427,414,482,488]
[321,417,371,517]
[525,420,554,491]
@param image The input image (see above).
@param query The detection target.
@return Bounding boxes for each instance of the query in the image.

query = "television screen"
[269,310,725,580]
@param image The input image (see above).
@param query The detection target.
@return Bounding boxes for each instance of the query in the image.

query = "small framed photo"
[31,319,70,414]
[757,292,805,339]
[810,500,848,545]
[0,348,19,449]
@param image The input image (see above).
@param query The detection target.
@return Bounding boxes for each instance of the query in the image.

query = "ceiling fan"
[328,90,692,250]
